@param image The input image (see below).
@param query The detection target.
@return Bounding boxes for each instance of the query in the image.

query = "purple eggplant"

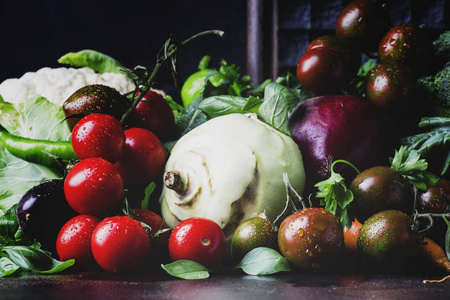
[288,95,399,195]
[17,179,77,256]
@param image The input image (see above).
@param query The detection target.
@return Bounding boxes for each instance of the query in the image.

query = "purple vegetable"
[288,95,399,195]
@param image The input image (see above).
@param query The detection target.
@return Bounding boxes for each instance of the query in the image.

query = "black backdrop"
[0,0,247,96]
[1,0,449,99]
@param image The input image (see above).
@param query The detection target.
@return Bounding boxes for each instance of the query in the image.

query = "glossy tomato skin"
[91,216,151,274]
[296,47,347,95]
[168,217,226,269]
[71,113,125,163]
[64,158,124,216]
[56,215,100,268]
[114,128,167,187]
[417,179,450,214]
[305,35,361,78]
[336,0,391,53]
[134,208,170,240]
[365,63,416,109]
[126,90,177,142]
[349,166,413,223]
[278,208,344,272]
[378,23,433,74]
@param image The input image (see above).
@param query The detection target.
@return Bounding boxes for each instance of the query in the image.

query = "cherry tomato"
[134,208,170,240]
[114,127,167,187]
[378,23,433,74]
[278,208,344,271]
[91,216,151,273]
[417,179,450,214]
[64,157,124,216]
[343,218,362,254]
[349,166,413,223]
[296,47,347,96]
[56,215,100,268]
[335,0,391,53]
[126,90,177,142]
[71,113,125,163]
[365,63,416,109]
[168,217,226,269]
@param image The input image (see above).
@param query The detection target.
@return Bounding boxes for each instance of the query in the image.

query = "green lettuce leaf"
[58,49,124,74]
[0,97,70,212]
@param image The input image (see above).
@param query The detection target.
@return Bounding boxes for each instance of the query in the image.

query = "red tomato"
[126,90,177,141]
[296,47,347,96]
[114,128,167,187]
[91,216,151,273]
[134,208,170,240]
[64,158,124,216]
[56,215,100,268]
[168,217,226,269]
[71,113,125,163]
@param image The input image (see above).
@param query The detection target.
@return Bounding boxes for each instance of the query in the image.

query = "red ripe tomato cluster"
[57,91,174,273]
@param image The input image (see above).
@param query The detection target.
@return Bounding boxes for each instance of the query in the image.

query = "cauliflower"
[0,67,135,106]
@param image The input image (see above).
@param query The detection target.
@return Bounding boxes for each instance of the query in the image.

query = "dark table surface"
[2,272,450,300]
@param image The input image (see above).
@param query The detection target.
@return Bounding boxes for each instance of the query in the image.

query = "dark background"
[1,0,449,99]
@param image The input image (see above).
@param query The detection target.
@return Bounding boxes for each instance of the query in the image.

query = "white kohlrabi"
[160,113,306,237]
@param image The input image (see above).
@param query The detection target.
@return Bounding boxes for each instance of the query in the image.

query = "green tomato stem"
[120,30,224,124]
[331,159,361,175]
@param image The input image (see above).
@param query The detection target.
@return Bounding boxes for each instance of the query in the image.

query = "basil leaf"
[235,247,291,276]
[58,49,124,74]
[258,83,303,136]
[162,260,210,280]
[0,256,20,277]
[2,245,74,274]
[199,95,262,119]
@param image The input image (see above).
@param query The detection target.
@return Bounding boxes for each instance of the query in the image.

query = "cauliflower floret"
[0,67,135,106]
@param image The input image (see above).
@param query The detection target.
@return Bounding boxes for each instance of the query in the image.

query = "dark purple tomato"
[231,215,278,262]
[296,47,347,95]
[278,208,344,272]
[63,84,130,131]
[378,24,433,74]
[349,166,413,222]
[417,179,450,214]
[357,210,416,273]
[336,0,392,53]
[305,35,361,81]
[365,62,416,109]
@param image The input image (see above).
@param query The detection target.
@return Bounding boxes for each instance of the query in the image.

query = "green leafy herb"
[140,182,156,210]
[199,95,262,118]
[401,117,450,177]
[390,145,439,190]
[258,82,305,136]
[161,260,210,280]
[315,160,360,229]
[234,247,291,275]
[58,49,124,74]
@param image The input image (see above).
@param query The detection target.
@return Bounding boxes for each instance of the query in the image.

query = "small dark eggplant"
[17,179,77,256]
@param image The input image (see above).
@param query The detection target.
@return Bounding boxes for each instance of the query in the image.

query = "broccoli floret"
[418,61,450,117]
[433,30,450,62]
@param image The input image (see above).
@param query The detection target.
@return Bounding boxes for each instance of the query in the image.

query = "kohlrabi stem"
[120,30,224,124]
[164,170,187,195]
[331,159,361,175]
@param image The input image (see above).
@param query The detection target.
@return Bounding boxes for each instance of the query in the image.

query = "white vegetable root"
[160,113,306,237]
